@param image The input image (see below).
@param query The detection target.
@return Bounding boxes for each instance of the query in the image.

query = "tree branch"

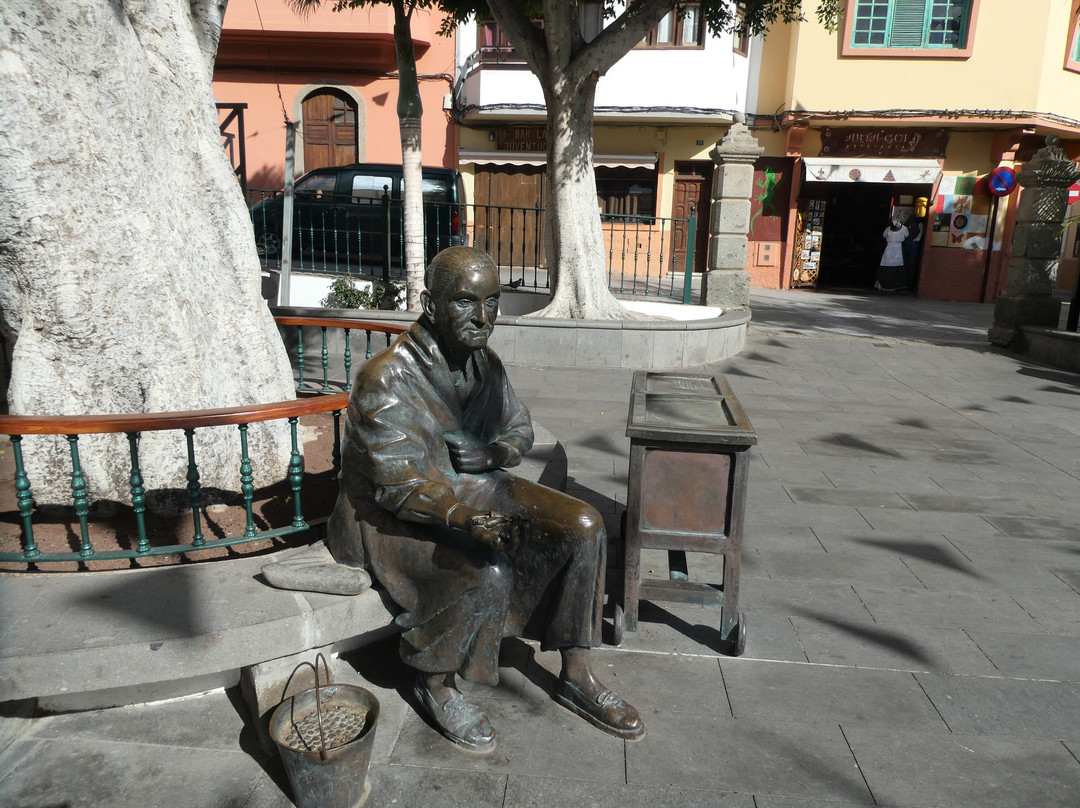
[484,0,549,78]
[577,0,677,77]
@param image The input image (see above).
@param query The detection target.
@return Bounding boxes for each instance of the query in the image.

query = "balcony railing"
[0,317,406,568]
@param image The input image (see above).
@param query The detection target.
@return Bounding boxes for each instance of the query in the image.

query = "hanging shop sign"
[819,127,949,159]
[987,167,1018,197]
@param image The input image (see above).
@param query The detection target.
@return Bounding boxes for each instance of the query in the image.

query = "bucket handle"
[280,652,332,761]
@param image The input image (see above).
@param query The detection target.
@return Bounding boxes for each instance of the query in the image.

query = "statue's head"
[421,247,501,357]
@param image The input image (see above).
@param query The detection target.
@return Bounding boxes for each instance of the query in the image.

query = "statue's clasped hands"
[446,433,508,473]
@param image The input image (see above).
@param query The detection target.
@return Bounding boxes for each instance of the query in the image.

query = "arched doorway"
[301,89,358,172]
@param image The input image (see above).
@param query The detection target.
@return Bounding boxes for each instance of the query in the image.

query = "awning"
[803,157,941,184]
[459,150,657,169]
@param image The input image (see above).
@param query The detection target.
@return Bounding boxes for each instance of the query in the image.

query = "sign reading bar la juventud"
[497,125,547,152]
[819,127,948,159]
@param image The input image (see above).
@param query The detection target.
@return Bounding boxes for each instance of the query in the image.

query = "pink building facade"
[214,0,458,193]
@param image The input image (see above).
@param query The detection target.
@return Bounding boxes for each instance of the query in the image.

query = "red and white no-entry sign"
[1068,183,1080,206]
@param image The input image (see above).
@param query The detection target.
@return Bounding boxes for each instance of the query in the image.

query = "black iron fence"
[249,191,699,302]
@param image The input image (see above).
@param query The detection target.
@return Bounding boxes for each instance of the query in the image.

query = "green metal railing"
[0,317,406,567]
[251,191,699,303]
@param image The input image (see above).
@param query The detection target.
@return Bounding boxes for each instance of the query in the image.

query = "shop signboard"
[819,127,948,159]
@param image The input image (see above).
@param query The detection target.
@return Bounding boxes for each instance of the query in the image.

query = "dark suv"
[251,163,467,269]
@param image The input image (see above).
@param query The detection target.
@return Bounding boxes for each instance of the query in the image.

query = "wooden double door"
[473,165,547,268]
[302,90,358,172]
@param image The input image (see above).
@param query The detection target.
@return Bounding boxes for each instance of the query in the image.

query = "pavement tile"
[915,672,1080,739]
[844,726,1080,808]
[756,549,925,588]
[625,711,873,803]
[789,615,1000,675]
[856,508,1003,537]
[1014,591,1080,635]
[721,660,947,731]
[900,551,1080,596]
[0,735,287,808]
[738,579,873,623]
[853,586,1042,632]
[504,775,753,807]
[982,515,1080,543]
[365,763,507,808]
[753,799,877,808]
[965,630,1080,682]
[784,486,914,509]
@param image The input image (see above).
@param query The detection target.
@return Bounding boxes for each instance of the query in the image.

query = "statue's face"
[428,267,501,354]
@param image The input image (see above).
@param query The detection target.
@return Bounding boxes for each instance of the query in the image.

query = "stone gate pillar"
[988,135,1080,346]
[703,120,763,311]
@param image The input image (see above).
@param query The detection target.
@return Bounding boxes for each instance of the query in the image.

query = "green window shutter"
[1074,23,1080,61]
[889,0,929,46]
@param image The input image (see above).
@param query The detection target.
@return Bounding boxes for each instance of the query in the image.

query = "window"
[846,0,977,55]
[641,4,703,48]
[1067,5,1080,73]
[733,8,749,56]
[351,175,393,202]
[596,168,657,218]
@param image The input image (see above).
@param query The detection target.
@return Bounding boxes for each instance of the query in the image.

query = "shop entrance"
[798,182,930,290]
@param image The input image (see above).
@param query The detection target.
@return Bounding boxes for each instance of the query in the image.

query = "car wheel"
[255,229,281,258]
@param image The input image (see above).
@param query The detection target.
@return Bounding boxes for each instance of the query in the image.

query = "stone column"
[703,120,763,310]
[988,135,1080,346]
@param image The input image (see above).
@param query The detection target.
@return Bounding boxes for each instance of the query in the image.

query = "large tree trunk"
[393,0,425,311]
[0,1,295,505]
[536,71,629,320]
[485,0,675,319]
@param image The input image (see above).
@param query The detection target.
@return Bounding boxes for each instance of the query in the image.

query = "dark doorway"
[817,184,894,288]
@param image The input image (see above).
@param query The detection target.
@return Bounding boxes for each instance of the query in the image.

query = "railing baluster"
[296,325,306,392]
[127,432,150,554]
[66,435,94,558]
[238,423,257,538]
[10,435,39,560]
[287,417,305,528]
[332,410,343,483]
[320,326,330,392]
[365,329,373,359]
[184,428,205,546]
[343,328,353,392]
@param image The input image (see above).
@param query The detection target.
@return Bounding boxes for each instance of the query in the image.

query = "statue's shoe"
[554,678,646,741]
[413,676,497,752]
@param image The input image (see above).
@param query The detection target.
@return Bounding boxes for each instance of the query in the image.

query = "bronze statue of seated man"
[326,246,644,751]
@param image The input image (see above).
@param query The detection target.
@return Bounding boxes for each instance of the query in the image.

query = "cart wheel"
[613,603,625,646]
[724,612,746,657]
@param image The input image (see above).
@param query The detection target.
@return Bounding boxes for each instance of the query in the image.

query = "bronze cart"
[614,371,756,655]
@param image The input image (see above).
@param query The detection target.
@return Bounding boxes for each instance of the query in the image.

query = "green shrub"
[322,277,402,310]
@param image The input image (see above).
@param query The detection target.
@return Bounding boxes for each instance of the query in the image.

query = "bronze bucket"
[269,655,380,808]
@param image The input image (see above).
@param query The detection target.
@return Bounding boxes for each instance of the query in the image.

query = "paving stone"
[853,586,1042,632]
[1015,591,1080,635]
[721,659,946,731]
[756,549,925,588]
[844,726,1080,808]
[983,515,1080,542]
[784,486,914,509]
[965,630,1080,682]
[915,672,1080,739]
[504,775,753,808]
[0,735,287,808]
[625,711,873,802]
[364,763,507,808]
[737,579,872,623]
[789,615,1000,675]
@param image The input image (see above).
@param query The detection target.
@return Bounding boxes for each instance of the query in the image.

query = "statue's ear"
[420,289,434,318]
